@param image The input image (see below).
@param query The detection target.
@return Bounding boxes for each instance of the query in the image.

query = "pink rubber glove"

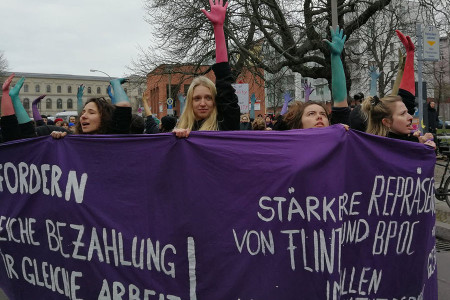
[1,74,15,116]
[201,0,228,63]
[396,30,415,95]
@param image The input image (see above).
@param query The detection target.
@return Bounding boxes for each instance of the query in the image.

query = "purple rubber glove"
[280,91,293,115]
[303,82,315,102]
[32,95,46,121]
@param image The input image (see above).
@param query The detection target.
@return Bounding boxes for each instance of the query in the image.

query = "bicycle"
[435,136,450,208]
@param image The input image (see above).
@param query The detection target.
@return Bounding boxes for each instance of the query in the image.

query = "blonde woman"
[361,95,435,148]
[173,0,239,138]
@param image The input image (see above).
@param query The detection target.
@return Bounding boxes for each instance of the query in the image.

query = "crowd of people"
[0,0,437,151]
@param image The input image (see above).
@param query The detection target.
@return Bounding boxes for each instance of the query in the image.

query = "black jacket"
[193,62,240,131]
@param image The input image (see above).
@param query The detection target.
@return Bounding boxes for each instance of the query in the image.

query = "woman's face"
[386,101,413,135]
[62,122,69,130]
[192,85,214,120]
[241,116,249,123]
[301,104,329,129]
[80,102,101,133]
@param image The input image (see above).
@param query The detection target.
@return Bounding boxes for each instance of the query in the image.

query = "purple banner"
[0,125,437,299]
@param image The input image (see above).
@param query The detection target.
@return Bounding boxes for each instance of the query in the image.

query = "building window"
[46,98,52,109]
[24,84,29,92]
[97,87,101,94]
[23,98,30,109]
[57,99,63,109]
[301,78,308,84]
[390,61,395,71]
[390,43,394,52]
[57,86,62,93]
[68,86,72,93]
[138,88,143,95]
[67,99,73,109]
[46,85,51,93]
[35,85,40,92]
[88,87,92,94]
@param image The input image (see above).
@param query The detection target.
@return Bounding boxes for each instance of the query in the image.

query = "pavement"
[434,160,450,241]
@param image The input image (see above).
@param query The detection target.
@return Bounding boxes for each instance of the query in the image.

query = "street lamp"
[90,69,111,79]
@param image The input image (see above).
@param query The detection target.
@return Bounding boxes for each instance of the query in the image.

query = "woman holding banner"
[50,79,132,138]
[173,0,240,138]
[274,26,350,130]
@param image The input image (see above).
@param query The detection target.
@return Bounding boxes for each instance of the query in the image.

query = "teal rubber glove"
[77,84,84,115]
[280,91,292,115]
[178,93,186,115]
[9,77,31,124]
[250,93,256,119]
[324,26,347,105]
[369,66,381,96]
[110,78,130,106]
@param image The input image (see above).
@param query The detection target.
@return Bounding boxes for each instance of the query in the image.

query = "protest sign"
[0,127,437,299]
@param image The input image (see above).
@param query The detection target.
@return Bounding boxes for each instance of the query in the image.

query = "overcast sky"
[0,0,152,77]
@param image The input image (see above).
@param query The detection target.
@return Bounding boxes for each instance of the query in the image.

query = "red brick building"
[144,64,265,119]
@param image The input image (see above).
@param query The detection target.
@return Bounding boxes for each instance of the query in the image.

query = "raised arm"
[391,49,406,95]
[201,0,228,63]
[396,30,415,95]
[9,77,31,124]
[324,26,347,107]
[250,93,256,119]
[77,84,84,115]
[32,95,46,124]
[1,74,15,116]
[369,66,382,96]
[395,30,416,115]
[110,78,131,107]
[304,82,314,102]
[280,91,293,116]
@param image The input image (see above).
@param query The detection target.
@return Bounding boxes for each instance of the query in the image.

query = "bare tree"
[0,51,8,76]
[132,0,450,98]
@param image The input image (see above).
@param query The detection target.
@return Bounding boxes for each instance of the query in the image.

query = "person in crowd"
[252,117,269,130]
[130,114,145,134]
[1,74,37,142]
[51,78,132,139]
[54,118,64,127]
[361,95,435,148]
[160,115,177,133]
[41,115,48,125]
[1,74,68,142]
[427,101,439,134]
[349,92,366,132]
[265,115,274,129]
[68,122,76,133]
[274,26,350,130]
[240,114,252,130]
[69,115,77,124]
[61,121,70,131]
[349,30,417,132]
[173,0,240,138]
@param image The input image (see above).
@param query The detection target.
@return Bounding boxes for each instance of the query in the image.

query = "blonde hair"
[177,76,218,131]
[361,95,402,136]
[252,117,266,130]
